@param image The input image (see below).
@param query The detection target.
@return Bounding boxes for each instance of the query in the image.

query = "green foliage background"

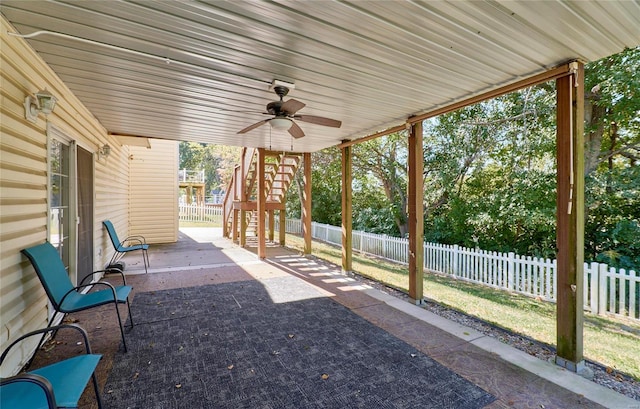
[287,47,640,270]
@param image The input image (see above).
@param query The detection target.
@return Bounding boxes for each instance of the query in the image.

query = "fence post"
[383,235,388,259]
[423,242,427,269]
[630,269,637,320]
[598,263,608,316]
[507,252,515,291]
[587,262,596,314]
[452,245,459,277]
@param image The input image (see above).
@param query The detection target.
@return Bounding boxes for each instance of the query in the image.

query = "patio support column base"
[555,357,593,379]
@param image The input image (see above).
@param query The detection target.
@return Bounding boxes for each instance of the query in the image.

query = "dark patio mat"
[104,281,495,408]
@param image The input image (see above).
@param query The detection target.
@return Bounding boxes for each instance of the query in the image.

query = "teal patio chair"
[21,241,133,352]
[103,220,150,274]
[0,324,103,409]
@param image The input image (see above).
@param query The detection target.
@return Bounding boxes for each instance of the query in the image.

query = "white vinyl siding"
[0,16,130,376]
[129,139,179,244]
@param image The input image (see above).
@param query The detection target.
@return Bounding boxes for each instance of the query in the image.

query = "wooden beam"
[302,152,312,255]
[239,210,246,247]
[408,121,424,303]
[257,148,266,258]
[231,209,238,243]
[338,124,407,149]
[408,63,574,125]
[339,63,574,149]
[555,62,585,372]
[341,143,353,272]
[268,209,275,242]
[279,210,286,246]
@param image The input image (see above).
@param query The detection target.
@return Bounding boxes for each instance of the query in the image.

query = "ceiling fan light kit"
[270,117,292,130]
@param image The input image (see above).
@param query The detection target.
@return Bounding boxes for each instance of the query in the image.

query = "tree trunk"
[584,89,606,176]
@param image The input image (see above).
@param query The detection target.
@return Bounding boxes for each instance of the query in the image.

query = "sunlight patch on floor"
[337,284,373,292]
[260,275,333,303]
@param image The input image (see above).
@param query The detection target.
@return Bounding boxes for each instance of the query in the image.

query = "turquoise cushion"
[118,243,149,252]
[30,354,101,408]
[0,379,53,409]
[60,285,132,312]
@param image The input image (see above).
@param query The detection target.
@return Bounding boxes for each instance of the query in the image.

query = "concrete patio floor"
[31,227,638,408]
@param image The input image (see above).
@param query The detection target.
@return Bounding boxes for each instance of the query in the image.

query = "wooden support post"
[555,62,585,372]
[302,152,312,255]
[279,210,286,246]
[341,143,353,272]
[240,210,246,247]
[257,148,266,258]
[223,207,229,238]
[268,209,275,242]
[408,121,424,303]
[231,209,238,243]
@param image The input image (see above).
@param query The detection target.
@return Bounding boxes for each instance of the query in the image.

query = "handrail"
[178,169,205,183]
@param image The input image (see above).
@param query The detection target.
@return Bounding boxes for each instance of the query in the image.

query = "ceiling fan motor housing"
[266,101,284,115]
[267,86,290,115]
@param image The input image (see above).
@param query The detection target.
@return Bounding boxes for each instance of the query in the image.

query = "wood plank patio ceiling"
[2,1,639,152]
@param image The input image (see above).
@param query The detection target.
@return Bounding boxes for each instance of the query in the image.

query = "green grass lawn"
[284,234,640,380]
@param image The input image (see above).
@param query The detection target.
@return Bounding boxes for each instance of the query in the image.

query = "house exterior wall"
[129,139,179,244]
[0,16,131,375]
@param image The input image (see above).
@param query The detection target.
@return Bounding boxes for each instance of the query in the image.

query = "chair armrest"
[78,267,126,288]
[0,373,56,408]
[125,234,147,244]
[93,267,127,286]
[0,324,93,365]
[119,237,144,247]
[78,273,95,287]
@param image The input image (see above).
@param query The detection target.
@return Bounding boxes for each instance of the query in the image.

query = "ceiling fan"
[237,85,342,138]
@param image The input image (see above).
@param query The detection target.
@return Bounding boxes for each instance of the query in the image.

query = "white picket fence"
[179,204,222,224]
[282,218,639,321]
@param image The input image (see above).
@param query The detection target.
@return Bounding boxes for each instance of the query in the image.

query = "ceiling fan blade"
[288,121,305,139]
[281,99,306,115]
[294,115,342,128]
[237,119,269,134]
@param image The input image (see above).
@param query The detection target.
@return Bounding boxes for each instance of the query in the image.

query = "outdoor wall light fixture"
[24,89,57,123]
[270,117,292,131]
[98,144,111,159]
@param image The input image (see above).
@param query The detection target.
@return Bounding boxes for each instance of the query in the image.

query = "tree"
[353,133,409,236]
[584,46,640,176]
[179,142,241,196]
[422,85,558,255]
[583,46,640,268]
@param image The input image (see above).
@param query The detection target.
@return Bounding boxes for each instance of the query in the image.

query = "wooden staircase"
[222,148,301,244]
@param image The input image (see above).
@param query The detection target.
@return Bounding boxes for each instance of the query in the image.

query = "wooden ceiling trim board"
[407,62,575,124]
[338,124,407,149]
[340,62,575,149]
